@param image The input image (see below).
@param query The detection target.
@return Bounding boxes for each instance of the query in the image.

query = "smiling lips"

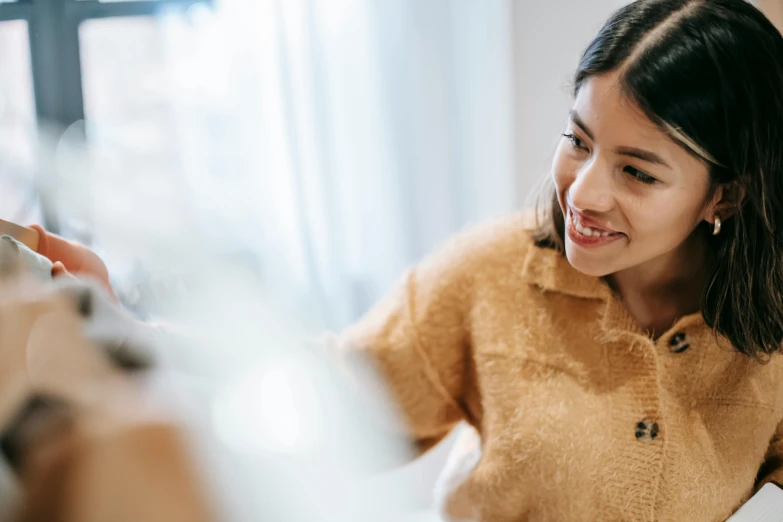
[566,207,625,247]
[571,210,616,237]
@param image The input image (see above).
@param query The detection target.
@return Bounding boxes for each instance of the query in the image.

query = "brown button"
[636,419,659,443]
[669,332,689,353]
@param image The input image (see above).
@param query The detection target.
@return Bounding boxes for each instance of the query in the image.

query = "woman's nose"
[567,159,614,213]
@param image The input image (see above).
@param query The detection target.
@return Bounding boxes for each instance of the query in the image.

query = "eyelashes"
[562,133,586,150]
[561,133,659,185]
[624,166,657,185]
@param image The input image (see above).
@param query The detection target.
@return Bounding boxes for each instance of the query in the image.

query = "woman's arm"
[332,234,475,455]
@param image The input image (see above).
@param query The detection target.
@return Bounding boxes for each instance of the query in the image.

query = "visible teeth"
[572,212,614,237]
[573,218,594,237]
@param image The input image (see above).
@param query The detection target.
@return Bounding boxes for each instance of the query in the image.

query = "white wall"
[513,0,631,207]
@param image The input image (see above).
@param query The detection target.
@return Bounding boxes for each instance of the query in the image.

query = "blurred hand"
[29,225,116,300]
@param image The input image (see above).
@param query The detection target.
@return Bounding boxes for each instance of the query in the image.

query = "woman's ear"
[707,181,745,222]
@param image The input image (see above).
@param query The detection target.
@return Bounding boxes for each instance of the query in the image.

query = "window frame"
[0,0,212,231]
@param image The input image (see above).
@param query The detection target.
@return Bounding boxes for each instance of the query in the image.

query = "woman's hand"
[29,225,116,299]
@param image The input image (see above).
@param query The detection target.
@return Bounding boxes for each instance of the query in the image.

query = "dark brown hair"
[534,0,783,359]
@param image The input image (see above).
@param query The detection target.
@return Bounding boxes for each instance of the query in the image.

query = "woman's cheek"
[552,148,579,193]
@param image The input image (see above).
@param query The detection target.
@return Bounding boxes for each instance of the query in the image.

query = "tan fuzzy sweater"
[339,213,783,522]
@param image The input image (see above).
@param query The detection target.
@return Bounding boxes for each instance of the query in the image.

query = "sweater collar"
[520,238,710,339]
[520,241,610,301]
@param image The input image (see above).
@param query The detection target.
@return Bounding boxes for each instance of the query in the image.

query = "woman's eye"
[562,133,587,151]
[624,166,658,185]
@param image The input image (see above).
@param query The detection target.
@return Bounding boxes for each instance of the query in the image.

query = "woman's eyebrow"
[569,110,672,169]
[615,146,672,169]
[568,110,593,140]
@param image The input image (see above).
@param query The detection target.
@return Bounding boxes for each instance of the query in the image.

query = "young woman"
[336,0,783,520]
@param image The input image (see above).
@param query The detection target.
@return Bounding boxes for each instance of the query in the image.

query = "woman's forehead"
[573,74,667,142]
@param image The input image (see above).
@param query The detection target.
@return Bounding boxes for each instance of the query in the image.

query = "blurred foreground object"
[0,217,113,299]
[0,240,215,522]
[17,420,214,522]
[0,221,37,252]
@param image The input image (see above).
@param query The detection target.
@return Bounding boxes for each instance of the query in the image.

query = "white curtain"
[232,0,519,330]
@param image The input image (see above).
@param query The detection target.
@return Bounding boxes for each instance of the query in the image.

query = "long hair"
[533,0,783,359]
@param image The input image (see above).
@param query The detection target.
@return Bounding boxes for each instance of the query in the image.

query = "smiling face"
[552,71,720,278]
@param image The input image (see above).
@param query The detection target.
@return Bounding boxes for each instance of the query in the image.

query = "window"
[0,20,39,225]
[79,12,218,198]
[0,0,213,233]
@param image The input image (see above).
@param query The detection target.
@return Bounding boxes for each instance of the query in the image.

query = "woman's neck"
[605,232,712,338]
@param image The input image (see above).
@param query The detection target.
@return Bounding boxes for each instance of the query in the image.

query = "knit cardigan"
[339,212,783,522]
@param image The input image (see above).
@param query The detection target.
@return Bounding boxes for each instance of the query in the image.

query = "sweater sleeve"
[336,236,473,454]
[755,418,783,490]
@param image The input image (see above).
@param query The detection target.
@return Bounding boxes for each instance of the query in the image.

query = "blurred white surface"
[727,483,783,522]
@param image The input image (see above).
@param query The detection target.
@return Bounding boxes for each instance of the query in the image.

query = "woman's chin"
[564,242,616,278]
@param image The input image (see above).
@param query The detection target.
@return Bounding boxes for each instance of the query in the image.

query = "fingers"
[51,262,69,279]
[29,225,117,300]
